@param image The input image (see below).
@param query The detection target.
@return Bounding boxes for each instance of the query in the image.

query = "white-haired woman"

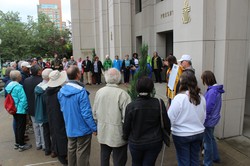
[5,70,32,152]
[93,68,131,166]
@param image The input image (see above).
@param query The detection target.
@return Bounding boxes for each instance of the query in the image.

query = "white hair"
[104,68,121,84]
[10,70,21,81]
[10,61,17,68]
[42,68,53,80]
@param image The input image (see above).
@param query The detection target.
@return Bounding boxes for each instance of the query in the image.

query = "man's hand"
[93,132,97,136]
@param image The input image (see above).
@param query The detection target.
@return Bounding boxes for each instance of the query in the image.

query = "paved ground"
[0,83,250,165]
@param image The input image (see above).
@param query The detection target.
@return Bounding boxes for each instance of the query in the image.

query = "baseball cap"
[178,54,192,62]
[21,61,31,68]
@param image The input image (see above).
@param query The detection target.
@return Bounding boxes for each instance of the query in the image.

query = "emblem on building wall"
[182,0,191,24]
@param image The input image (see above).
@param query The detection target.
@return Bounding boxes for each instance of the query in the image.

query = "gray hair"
[10,61,17,68]
[10,70,21,81]
[5,67,14,77]
[42,68,53,80]
[30,64,42,76]
[18,61,24,70]
[104,68,121,84]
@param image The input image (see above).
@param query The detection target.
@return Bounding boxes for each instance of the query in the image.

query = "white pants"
[31,116,45,149]
[84,72,92,84]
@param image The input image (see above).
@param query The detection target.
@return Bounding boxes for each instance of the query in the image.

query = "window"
[156,0,164,3]
[135,0,142,14]
[41,4,58,9]
[55,14,60,19]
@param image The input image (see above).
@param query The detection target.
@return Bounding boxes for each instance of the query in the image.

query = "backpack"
[4,87,17,115]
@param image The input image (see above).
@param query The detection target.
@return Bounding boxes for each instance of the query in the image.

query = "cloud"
[62,0,71,22]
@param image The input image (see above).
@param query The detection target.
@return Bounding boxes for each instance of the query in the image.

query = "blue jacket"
[204,84,225,127]
[3,76,11,97]
[34,84,48,123]
[58,81,97,137]
[112,59,122,71]
[5,81,28,114]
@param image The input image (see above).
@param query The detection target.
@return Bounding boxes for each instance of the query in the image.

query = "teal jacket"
[34,82,48,123]
[5,81,28,114]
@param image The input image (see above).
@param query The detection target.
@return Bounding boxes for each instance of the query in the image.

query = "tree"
[0,11,72,61]
[128,43,154,100]
[0,11,29,60]
[29,13,72,59]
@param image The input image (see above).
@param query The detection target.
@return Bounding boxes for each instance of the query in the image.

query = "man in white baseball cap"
[20,61,31,85]
[21,61,32,68]
[178,54,195,73]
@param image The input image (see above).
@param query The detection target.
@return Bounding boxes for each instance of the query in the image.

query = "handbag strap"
[8,85,17,94]
[158,98,164,129]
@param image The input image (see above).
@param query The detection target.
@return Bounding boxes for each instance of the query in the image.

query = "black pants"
[129,141,162,166]
[153,69,162,83]
[48,118,55,153]
[100,144,127,166]
[13,114,26,146]
[123,69,130,83]
[58,155,68,165]
[43,122,51,153]
[94,72,101,84]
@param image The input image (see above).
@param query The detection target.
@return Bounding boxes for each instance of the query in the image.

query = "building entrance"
[156,30,173,81]
[156,30,173,58]
[136,36,142,57]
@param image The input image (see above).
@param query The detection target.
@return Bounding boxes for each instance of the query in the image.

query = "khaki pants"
[68,134,92,166]
[84,72,92,84]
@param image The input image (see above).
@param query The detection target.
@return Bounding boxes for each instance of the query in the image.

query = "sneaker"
[14,143,19,150]
[36,146,42,150]
[19,144,32,152]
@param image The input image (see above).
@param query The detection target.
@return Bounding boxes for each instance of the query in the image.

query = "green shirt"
[103,59,112,70]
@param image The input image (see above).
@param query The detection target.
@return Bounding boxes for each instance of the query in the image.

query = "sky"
[0,0,71,23]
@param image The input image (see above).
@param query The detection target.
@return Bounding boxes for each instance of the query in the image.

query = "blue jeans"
[203,127,220,166]
[129,141,162,166]
[173,133,204,166]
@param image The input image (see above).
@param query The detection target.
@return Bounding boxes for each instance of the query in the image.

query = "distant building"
[37,0,63,30]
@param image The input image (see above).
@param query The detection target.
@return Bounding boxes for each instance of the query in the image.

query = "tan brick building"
[37,0,63,30]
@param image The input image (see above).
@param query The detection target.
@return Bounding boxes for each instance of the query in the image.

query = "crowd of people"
[2,52,224,166]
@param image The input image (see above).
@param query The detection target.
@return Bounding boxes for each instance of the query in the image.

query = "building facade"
[71,0,250,139]
[37,0,63,30]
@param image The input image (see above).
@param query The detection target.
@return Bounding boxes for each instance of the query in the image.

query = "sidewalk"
[0,83,250,165]
[154,82,250,166]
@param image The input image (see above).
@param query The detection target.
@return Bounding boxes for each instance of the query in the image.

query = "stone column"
[71,0,82,58]
[71,0,95,59]
[108,0,131,59]
[94,0,109,62]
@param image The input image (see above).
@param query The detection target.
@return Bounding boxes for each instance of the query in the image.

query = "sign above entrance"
[160,10,173,19]
[182,0,191,24]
